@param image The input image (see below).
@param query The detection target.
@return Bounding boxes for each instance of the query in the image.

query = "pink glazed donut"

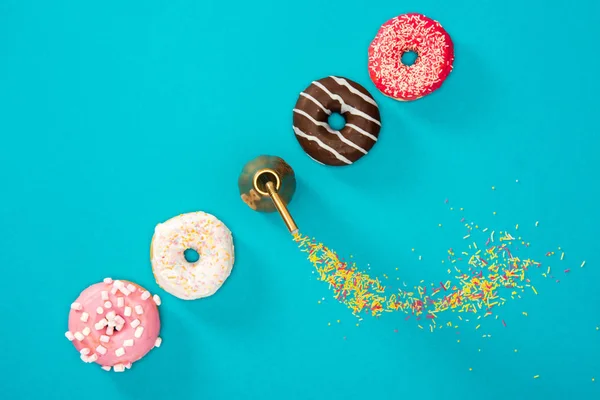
[65,278,162,372]
[368,13,454,101]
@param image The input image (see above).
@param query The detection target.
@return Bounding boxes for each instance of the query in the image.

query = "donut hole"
[400,50,419,66]
[184,248,200,263]
[327,112,346,131]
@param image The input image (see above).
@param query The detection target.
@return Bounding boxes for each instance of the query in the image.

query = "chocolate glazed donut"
[293,76,381,166]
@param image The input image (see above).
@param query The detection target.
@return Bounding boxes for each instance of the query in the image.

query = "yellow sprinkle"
[439,223,442,227]
[418,325,423,329]
[457,340,460,343]
[532,286,538,295]
[476,324,481,330]
[581,261,586,268]
[460,208,464,211]
[593,378,595,382]
[493,211,497,215]
[327,322,331,326]
[515,224,519,230]
[534,375,540,379]
[411,248,415,252]
[514,349,518,353]
[560,252,565,261]
[469,368,473,371]
[535,221,539,227]
[523,312,528,317]
[336,320,340,323]
[491,186,495,190]
[356,323,359,327]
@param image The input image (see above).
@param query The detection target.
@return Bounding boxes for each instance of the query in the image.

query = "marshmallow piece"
[106,326,114,336]
[65,331,75,341]
[123,339,134,347]
[88,354,98,362]
[124,306,132,317]
[115,347,125,357]
[135,305,144,315]
[119,286,131,296]
[101,291,109,301]
[80,312,89,322]
[113,363,125,372]
[106,311,116,320]
[96,345,107,355]
[74,332,84,341]
[80,354,90,363]
[114,315,125,325]
[101,366,111,371]
[154,337,162,348]
[130,319,140,328]
[82,327,91,336]
[98,318,108,327]
[104,301,112,309]
[96,307,104,315]
[111,286,118,295]
[153,295,161,306]
[126,284,136,293]
[125,363,132,370]
[117,297,124,308]
[80,348,90,355]
[113,280,124,288]
[134,326,144,339]
[100,335,110,343]
[70,302,82,311]
[141,291,151,300]
[103,277,113,284]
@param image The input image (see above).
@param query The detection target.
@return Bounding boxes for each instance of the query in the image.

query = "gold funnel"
[238,155,298,234]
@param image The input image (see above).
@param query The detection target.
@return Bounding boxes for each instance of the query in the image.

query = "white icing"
[151,212,235,300]
[293,126,352,165]
[312,81,381,126]
[293,109,367,154]
[345,123,378,141]
[300,92,331,115]
[329,76,378,107]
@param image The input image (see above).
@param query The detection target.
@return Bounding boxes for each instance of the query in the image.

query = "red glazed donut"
[368,13,454,101]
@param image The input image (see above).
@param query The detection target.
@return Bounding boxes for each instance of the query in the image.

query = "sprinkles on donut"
[151,211,235,300]
[368,13,454,101]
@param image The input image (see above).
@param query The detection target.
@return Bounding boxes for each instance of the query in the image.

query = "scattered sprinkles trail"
[293,205,585,334]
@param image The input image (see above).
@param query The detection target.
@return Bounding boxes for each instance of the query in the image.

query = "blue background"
[1,0,599,399]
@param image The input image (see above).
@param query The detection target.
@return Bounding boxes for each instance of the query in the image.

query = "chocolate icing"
[292,76,381,166]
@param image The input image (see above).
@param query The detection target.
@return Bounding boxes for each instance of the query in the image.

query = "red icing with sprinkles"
[368,13,454,101]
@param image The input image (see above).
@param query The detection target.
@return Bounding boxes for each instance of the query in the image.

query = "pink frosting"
[67,279,161,369]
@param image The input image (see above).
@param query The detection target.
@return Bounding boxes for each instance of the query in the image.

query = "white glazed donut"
[150,211,234,300]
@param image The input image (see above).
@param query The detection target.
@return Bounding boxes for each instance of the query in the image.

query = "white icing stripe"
[345,123,378,142]
[300,92,331,115]
[293,109,367,154]
[293,126,352,165]
[312,81,381,126]
[329,76,378,107]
